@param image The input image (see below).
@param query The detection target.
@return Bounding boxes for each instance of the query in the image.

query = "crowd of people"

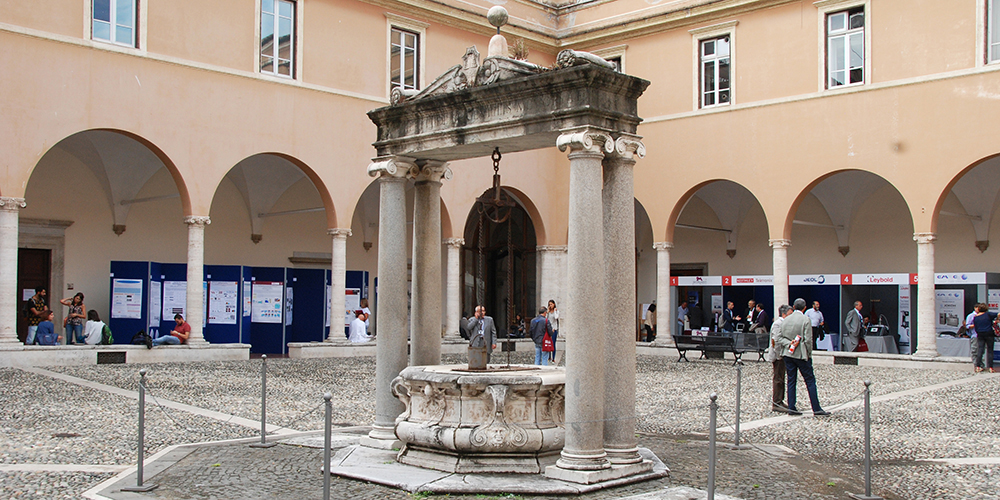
[22,287,110,346]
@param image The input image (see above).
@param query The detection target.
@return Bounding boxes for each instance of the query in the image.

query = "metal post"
[728,362,749,450]
[849,380,883,500]
[708,392,717,500]
[250,355,276,448]
[323,392,333,500]
[121,369,157,492]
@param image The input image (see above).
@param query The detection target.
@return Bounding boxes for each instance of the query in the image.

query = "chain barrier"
[267,401,327,435]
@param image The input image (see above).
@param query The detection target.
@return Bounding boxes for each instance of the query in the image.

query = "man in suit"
[751,303,770,334]
[843,301,863,352]
[776,298,829,416]
[721,301,736,332]
[736,299,756,331]
[467,305,497,362]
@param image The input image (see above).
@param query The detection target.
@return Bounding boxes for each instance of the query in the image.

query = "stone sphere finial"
[487,6,508,31]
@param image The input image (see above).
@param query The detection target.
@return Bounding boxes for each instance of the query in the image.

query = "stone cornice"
[444,237,466,247]
[913,232,937,244]
[409,161,453,183]
[652,242,673,251]
[556,127,614,155]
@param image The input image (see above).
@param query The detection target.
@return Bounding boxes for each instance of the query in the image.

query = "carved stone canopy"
[368,49,649,163]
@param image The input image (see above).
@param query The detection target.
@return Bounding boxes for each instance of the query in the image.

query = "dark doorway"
[462,189,537,338]
[17,248,51,343]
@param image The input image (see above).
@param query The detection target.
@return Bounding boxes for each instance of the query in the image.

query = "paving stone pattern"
[1,354,995,499]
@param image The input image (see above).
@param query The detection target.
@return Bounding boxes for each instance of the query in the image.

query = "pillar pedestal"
[444,238,465,341]
[770,239,791,316]
[0,198,26,344]
[653,242,673,347]
[184,216,210,345]
[364,157,414,449]
[913,233,938,357]
[326,228,352,343]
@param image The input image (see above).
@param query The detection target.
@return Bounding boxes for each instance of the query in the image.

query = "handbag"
[542,332,554,352]
[855,338,869,352]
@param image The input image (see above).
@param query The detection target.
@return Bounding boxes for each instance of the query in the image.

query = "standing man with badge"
[467,305,497,363]
[844,301,863,352]
[805,301,825,351]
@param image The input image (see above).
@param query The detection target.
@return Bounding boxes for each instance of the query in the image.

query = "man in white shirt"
[805,301,825,351]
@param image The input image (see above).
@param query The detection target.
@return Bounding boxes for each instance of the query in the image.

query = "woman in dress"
[59,292,86,344]
[547,300,560,362]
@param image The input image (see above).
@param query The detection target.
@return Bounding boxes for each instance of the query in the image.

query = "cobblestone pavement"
[1,353,995,499]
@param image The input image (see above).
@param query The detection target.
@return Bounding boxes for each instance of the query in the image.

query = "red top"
[172,322,191,343]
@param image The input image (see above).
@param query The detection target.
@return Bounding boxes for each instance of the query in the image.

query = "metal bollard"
[728,362,749,450]
[708,392,717,500]
[121,369,157,492]
[849,380,883,500]
[323,392,333,500]
[250,355,277,448]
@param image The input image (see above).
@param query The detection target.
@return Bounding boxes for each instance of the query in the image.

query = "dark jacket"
[529,315,552,346]
[973,312,998,338]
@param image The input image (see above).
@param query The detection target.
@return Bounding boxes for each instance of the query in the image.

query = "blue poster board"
[287,268,327,344]
[108,261,150,344]
[204,265,242,344]
[248,267,286,354]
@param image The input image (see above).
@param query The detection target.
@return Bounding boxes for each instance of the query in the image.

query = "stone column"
[409,162,451,366]
[326,228,351,343]
[653,242,673,346]
[184,216,210,345]
[0,197,25,344]
[603,135,644,465]
[444,238,465,340]
[770,239,790,316]
[364,157,413,448]
[548,128,613,478]
[913,233,938,357]
[536,245,567,324]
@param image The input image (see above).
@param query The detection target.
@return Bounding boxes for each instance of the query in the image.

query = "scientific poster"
[325,285,331,328]
[208,281,238,325]
[243,281,252,317]
[149,281,162,326]
[252,281,283,324]
[285,287,293,326]
[345,288,361,326]
[162,281,187,321]
[934,289,964,334]
[897,284,911,350]
[111,279,144,319]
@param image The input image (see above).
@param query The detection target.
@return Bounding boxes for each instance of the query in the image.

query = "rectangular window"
[92,0,136,47]
[260,0,294,78]
[700,36,731,107]
[390,27,419,90]
[990,0,1000,63]
[827,7,865,88]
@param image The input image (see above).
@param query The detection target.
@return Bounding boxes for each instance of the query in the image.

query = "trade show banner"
[989,289,1000,313]
[898,284,911,352]
[935,289,964,334]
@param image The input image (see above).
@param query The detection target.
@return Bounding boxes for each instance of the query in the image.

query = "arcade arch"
[934,154,1000,271]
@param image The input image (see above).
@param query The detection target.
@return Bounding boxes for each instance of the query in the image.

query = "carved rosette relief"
[418,384,448,427]
[547,386,565,424]
[471,385,529,448]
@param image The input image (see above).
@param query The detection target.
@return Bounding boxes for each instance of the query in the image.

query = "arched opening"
[933,154,1000,267]
[462,187,538,337]
[635,199,656,339]
[19,129,187,343]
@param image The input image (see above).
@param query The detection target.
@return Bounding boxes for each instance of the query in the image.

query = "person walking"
[59,292,86,344]
[843,301,863,352]
[972,303,999,373]
[768,304,793,413]
[529,307,553,366]
[546,300,560,362]
[777,298,829,416]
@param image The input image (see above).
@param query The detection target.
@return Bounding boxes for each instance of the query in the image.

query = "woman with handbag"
[972,303,998,373]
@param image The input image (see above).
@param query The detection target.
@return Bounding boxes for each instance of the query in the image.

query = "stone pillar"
[184,216,210,345]
[548,128,613,478]
[914,233,938,357]
[444,238,465,340]
[770,239,790,316]
[536,245,567,326]
[326,228,351,342]
[653,242,673,346]
[603,135,644,465]
[409,162,451,366]
[364,157,413,448]
[0,197,25,344]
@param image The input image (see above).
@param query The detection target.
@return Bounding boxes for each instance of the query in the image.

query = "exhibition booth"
[108,261,369,354]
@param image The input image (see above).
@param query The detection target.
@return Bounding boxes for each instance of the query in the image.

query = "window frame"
[88,0,140,48]
[985,0,1000,64]
[815,0,871,91]
[257,0,298,79]
[592,44,628,73]
[385,13,428,96]
[689,21,738,110]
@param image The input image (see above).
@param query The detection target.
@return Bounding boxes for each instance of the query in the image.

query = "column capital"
[536,245,568,253]
[443,237,465,248]
[184,215,211,226]
[409,161,452,184]
[327,228,352,238]
[769,238,791,249]
[368,156,416,179]
[613,133,646,160]
[556,127,614,155]
[652,241,673,251]
[913,232,936,244]
[0,197,26,211]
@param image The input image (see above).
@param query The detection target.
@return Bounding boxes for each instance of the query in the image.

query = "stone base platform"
[328,444,668,495]
[288,337,560,359]
[0,343,249,367]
